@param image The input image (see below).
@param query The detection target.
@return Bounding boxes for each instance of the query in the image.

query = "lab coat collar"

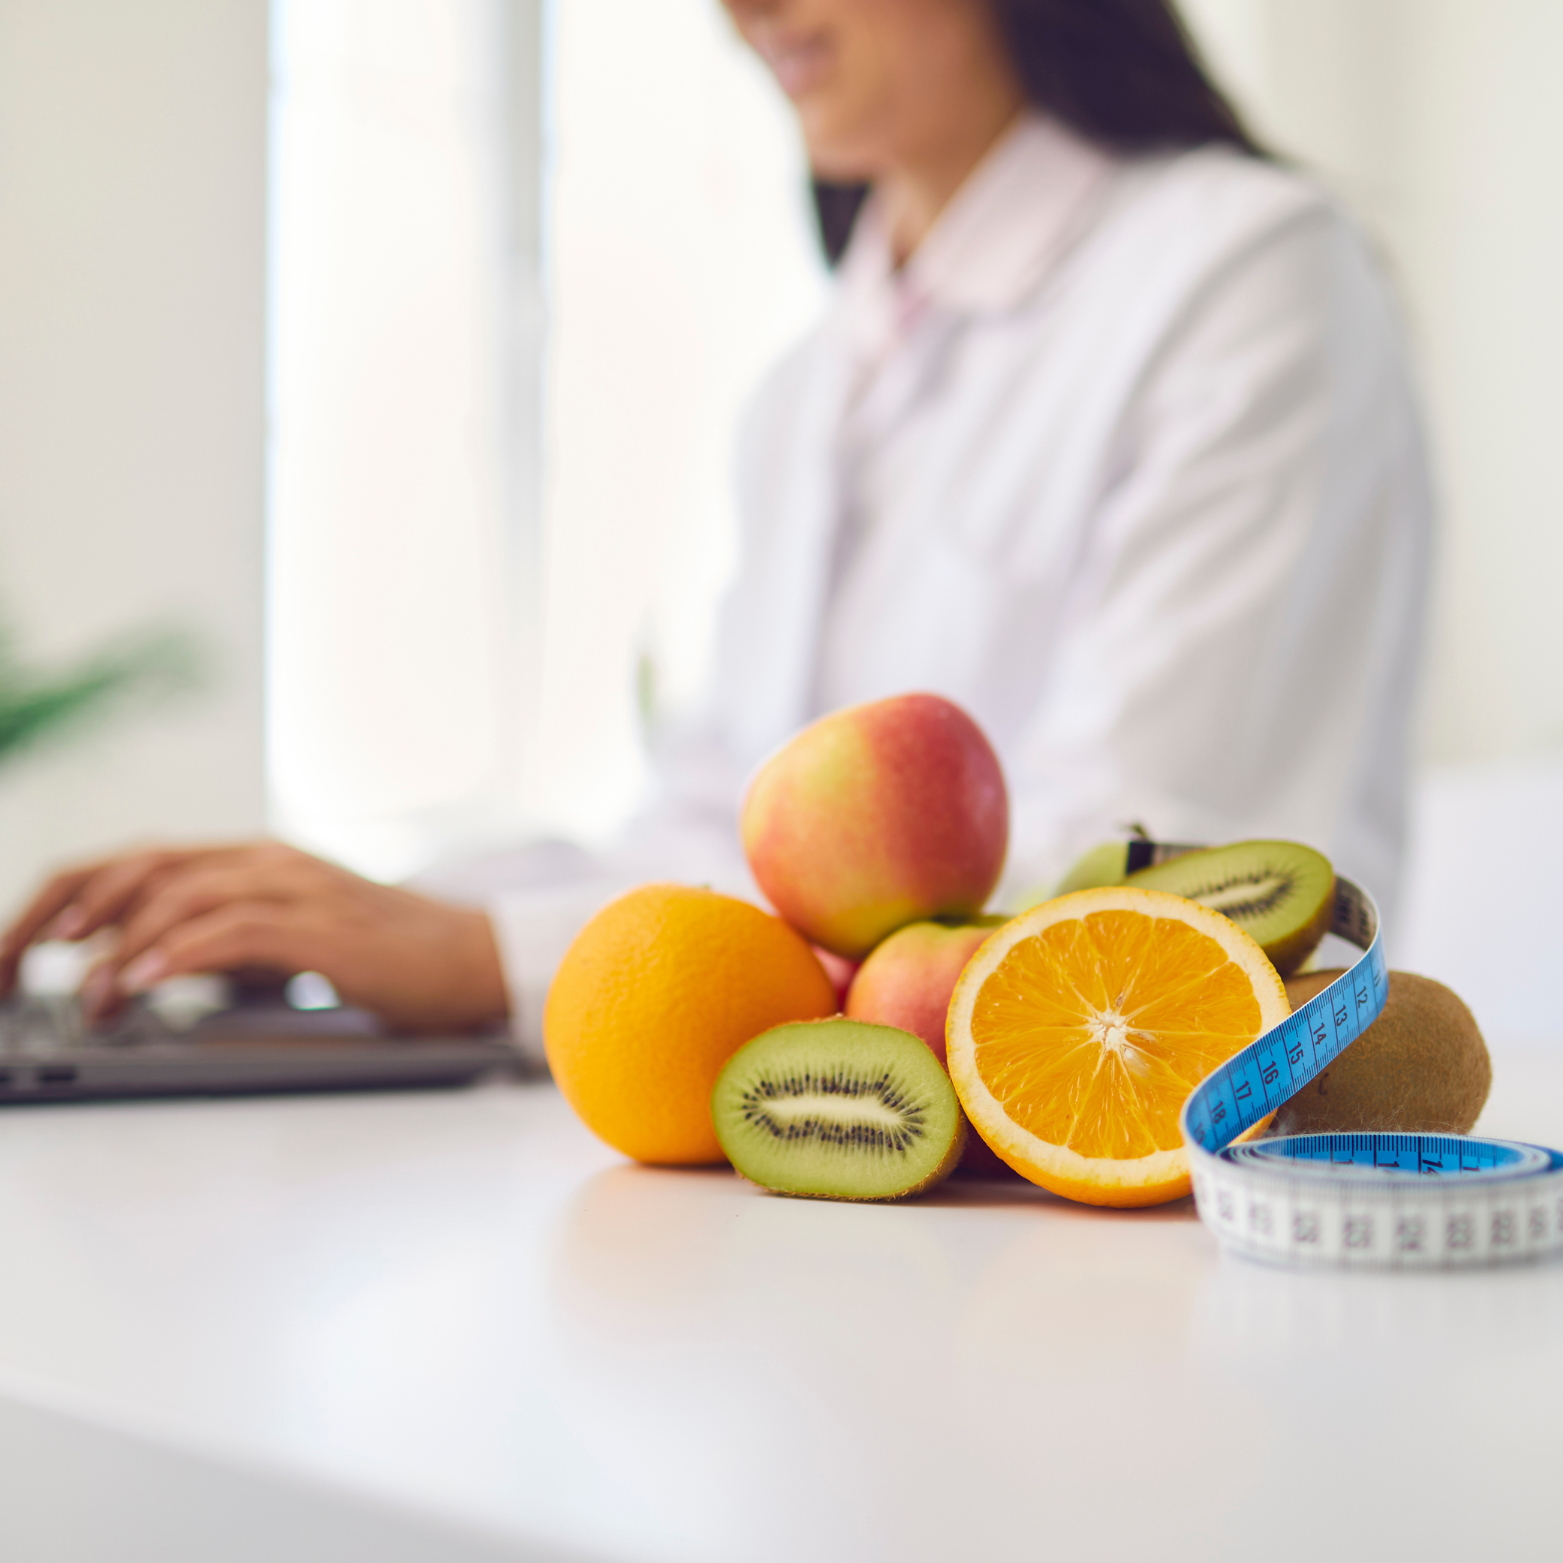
[834,111,1117,328]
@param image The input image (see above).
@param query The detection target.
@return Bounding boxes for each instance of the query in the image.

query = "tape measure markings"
[1183,880,1388,1156]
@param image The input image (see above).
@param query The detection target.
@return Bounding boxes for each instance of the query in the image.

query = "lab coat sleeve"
[472,763,759,1062]
[1001,201,1429,905]
[406,839,641,1064]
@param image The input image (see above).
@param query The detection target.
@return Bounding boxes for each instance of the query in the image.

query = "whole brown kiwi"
[1266,970,1492,1137]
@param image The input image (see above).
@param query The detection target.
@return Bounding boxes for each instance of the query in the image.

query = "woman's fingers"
[48,851,190,943]
[1,849,194,969]
[118,902,310,996]
[82,851,336,1020]
[0,853,180,995]
[116,890,506,1034]
[108,873,249,979]
[109,856,321,977]
[0,865,101,987]
[0,841,322,1003]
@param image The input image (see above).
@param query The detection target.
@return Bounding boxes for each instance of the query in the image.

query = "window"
[269,0,543,879]
[269,0,824,879]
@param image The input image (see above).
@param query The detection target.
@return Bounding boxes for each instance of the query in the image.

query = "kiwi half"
[1126,839,1334,976]
[711,1018,966,1201]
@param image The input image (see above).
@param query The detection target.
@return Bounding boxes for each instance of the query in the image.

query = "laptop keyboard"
[0,995,191,1053]
[0,993,386,1054]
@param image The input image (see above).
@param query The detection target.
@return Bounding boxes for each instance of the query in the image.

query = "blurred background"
[1,0,1559,1033]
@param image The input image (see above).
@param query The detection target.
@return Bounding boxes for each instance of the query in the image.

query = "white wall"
[1183,0,1563,765]
[0,0,268,913]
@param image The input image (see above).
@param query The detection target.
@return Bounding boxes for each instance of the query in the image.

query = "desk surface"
[0,1047,1559,1562]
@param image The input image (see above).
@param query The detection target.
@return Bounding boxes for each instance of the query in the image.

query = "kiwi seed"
[711,1018,966,1201]
[1267,969,1491,1137]
[1126,839,1334,976]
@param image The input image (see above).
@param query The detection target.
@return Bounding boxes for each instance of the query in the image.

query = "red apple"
[844,917,1004,1065]
[846,915,1016,1177]
[740,693,1008,958]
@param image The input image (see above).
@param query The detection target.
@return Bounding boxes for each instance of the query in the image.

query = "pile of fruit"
[544,694,1490,1209]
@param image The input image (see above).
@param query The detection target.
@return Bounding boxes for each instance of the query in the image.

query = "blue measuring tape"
[1180,876,1563,1268]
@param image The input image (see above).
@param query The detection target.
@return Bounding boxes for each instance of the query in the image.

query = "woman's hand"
[0,842,510,1033]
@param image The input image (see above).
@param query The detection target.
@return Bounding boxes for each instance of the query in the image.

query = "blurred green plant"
[0,620,200,768]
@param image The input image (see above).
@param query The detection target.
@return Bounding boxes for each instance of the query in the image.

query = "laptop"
[0,973,524,1103]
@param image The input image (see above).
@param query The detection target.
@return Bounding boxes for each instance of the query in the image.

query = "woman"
[0,0,1430,1057]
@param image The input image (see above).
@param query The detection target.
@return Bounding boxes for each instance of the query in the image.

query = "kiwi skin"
[1265,970,1492,1138]
[1052,841,1131,896]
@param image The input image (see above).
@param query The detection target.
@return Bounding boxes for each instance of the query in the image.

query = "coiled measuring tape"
[1179,875,1563,1269]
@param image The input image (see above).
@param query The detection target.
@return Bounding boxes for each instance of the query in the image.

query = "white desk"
[0,1047,1559,1562]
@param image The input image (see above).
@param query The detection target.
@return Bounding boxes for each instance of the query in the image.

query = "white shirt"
[451,113,1432,1059]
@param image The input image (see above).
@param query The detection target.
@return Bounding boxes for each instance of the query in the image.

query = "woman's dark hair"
[812,0,1261,263]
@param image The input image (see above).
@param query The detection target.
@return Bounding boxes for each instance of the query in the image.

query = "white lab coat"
[453,113,1432,1060]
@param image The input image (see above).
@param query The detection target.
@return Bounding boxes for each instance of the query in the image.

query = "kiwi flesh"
[1266,969,1491,1137]
[711,1018,966,1201]
[1126,839,1334,976]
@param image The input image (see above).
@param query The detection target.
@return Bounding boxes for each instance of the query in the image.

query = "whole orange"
[544,883,837,1164]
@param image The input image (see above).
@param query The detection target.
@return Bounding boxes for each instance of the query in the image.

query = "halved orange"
[945,887,1289,1207]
